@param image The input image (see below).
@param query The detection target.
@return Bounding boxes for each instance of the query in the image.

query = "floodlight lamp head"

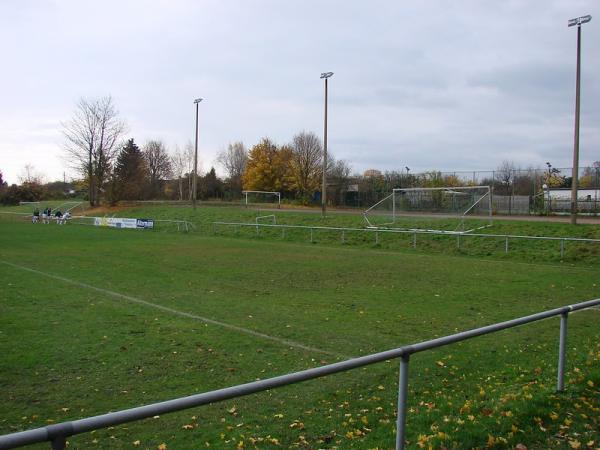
[194,98,203,104]
[568,15,591,27]
[320,72,334,79]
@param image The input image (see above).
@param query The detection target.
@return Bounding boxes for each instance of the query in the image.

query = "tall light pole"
[568,14,591,225]
[193,98,203,209]
[320,72,333,217]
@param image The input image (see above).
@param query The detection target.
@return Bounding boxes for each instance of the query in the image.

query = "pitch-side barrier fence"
[0,212,195,232]
[0,299,599,450]
[212,221,600,258]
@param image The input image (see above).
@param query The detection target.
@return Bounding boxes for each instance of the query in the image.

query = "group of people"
[32,207,71,225]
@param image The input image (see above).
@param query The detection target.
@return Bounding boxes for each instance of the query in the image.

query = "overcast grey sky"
[1,0,598,184]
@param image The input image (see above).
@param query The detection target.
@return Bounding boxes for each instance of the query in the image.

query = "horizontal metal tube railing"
[1,298,599,449]
[213,221,600,243]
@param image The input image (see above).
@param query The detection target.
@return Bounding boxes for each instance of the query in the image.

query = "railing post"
[412,232,416,248]
[341,230,345,243]
[505,236,509,253]
[560,239,565,258]
[396,354,410,450]
[310,228,314,243]
[51,436,67,450]
[456,234,461,249]
[557,311,569,391]
[47,423,72,450]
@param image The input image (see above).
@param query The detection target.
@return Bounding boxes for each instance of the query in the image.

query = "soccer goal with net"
[363,186,492,233]
[242,191,281,208]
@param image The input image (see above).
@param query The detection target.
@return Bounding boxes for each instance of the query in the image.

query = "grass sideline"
[1,207,599,449]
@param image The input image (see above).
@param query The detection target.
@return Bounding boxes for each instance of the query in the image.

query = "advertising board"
[94,217,153,229]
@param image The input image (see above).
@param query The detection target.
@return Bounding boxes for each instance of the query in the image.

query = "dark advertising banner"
[136,219,154,229]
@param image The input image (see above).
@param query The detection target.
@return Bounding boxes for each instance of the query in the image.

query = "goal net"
[363,186,492,233]
[11,201,88,217]
[242,191,281,208]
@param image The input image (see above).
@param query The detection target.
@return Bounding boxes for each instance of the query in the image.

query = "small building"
[547,188,600,201]
[546,188,600,214]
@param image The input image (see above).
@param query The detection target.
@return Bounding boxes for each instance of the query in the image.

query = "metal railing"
[0,213,195,232]
[212,221,600,258]
[0,299,599,450]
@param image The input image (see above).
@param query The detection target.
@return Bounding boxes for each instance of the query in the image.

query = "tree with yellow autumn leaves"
[289,131,323,203]
[242,138,294,192]
[242,132,327,203]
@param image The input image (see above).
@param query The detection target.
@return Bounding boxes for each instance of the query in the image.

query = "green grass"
[0,206,599,449]
[102,203,600,266]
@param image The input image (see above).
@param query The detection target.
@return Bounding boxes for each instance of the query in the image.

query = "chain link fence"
[315,166,600,215]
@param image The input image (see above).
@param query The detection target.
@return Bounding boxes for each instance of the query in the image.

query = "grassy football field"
[0,205,599,449]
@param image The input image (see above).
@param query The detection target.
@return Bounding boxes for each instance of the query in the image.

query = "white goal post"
[242,191,281,209]
[18,201,84,213]
[364,185,492,233]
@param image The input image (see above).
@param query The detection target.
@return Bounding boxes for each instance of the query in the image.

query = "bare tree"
[290,131,323,201]
[143,140,172,198]
[183,141,197,201]
[63,96,126,206]
[18,164,45,185]
[170,145,186,200]
[216,141,248,197]
[496,160,516,195]
[169,143,196,201]
[328,156,352,205]
[328,156,352,181]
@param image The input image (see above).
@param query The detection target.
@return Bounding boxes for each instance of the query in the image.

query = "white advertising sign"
[94,217,144,229]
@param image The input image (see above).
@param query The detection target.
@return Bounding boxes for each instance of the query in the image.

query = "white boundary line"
[0,260,348,359]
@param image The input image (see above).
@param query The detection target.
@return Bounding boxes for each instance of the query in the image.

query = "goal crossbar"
[242,191,281,208]
[391,186,490,192]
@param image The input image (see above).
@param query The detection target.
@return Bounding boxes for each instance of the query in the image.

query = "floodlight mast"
[193,98,203,209]
[320,72,333,217]
[568,14,591,225]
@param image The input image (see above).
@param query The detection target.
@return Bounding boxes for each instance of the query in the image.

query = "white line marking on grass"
[1,260,348,359]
